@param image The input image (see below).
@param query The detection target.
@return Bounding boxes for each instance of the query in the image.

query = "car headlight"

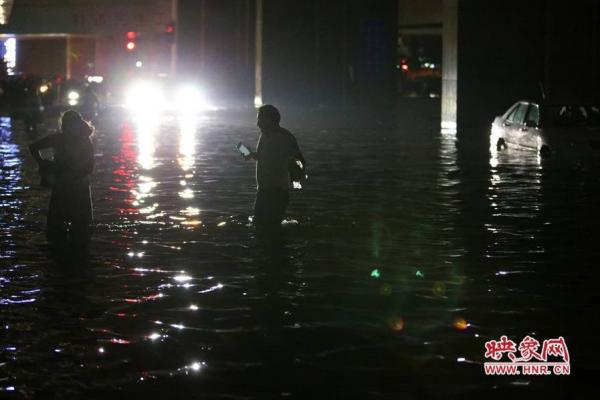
[175,86,206,113]
[126,82,165,112]
[68,91,80,106]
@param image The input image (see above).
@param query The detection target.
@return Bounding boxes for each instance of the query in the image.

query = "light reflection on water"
[1,108,599,397]
[0,117,21,262]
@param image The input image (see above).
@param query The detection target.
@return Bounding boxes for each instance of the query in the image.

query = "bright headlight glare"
[68,91,80,100]
[87,75,104,84]
[126,82,164,111]
[175,86,206,112]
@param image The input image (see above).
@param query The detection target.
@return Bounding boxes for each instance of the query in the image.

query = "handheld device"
[237,142,251,157]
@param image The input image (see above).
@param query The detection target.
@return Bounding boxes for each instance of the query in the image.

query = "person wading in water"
[29,110,95,247]
[244,105,306,230]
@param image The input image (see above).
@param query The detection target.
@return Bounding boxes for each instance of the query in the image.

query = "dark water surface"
[1,104,599,399]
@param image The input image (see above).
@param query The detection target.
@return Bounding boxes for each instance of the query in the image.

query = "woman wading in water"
[29,110,95,246]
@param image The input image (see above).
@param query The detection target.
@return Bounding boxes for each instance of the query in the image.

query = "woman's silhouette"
[29,110,95,246]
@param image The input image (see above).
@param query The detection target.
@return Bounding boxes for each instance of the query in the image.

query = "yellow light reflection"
[452,316,470,330]
[180,207,200,216]
[178,115,197,171]
[174,274,192,282]
[387,316,405,332]
[147,333,162,341]
[178,188,194,199]
[131,176,157,215]
[138,178,155,195]
[139,203,159,214]
[181,220,202,227]
[135,116,159,170]
[187,361,205,372]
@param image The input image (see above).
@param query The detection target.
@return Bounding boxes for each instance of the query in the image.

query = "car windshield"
[542,105,600,127]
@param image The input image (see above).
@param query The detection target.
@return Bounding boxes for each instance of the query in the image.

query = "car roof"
[512,101,598,108]
[541,103,598,108]
[512,100,537,106]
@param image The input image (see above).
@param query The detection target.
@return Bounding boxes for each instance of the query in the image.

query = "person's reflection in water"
[32,248,103,398]
[251,236,299,395]
[47,246,97,315]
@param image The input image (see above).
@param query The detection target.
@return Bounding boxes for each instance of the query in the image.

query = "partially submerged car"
[491,101,600,157]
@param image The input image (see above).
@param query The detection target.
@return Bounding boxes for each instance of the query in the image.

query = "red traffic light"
[125,32,137,51]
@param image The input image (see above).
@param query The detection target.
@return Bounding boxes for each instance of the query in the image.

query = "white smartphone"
[237,142,251,157]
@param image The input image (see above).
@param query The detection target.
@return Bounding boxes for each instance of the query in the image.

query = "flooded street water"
[1,103,599,399]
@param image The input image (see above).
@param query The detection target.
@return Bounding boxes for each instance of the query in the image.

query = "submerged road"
[1,103,599,398]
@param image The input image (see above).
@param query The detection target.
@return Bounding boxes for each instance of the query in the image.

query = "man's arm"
[291,136,306,170]
[244,136,261,161]
[294,149,306,169]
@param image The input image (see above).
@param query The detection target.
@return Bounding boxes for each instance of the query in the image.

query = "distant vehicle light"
[87,75,104,84]
[68,91,80,106]
[126,81,165,112]
[135,60,143,68]
[175,86,206,113]
[401,64,409,71]
[39,84,49,93]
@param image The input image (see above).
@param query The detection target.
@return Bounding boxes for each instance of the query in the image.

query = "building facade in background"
[0,0,174,83]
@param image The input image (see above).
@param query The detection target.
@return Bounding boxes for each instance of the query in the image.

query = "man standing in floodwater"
[245,105,305,228]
